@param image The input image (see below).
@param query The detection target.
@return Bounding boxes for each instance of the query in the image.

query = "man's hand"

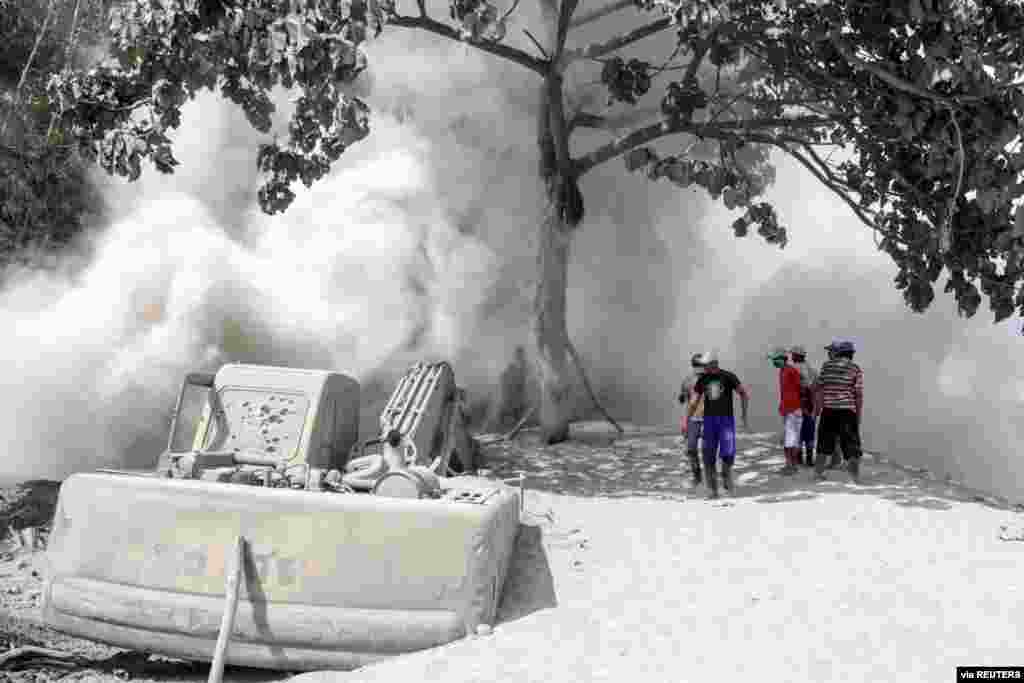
[680,417,688,434]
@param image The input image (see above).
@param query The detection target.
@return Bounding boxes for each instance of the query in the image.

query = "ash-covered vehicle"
[41,362,520,672]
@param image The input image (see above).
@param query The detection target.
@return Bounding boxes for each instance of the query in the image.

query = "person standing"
[813,339,864,483]
[819,344,844,469]
[495,346,528,430]
[767,347,788,452]
[772,350,803,475]
[678,353,707,488]
[789,345,819,467]
[683,352,751,499]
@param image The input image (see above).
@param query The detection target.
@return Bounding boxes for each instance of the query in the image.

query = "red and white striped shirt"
[815,358,863,410]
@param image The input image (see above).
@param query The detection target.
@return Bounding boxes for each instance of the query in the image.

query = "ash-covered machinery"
[42,362,520,672]
[342,361,479,494]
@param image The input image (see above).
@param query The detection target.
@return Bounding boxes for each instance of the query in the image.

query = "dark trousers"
[815,408,861,464]
[800,414,816,452]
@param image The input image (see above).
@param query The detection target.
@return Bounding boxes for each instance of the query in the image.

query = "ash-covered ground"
[2,423,1022,682]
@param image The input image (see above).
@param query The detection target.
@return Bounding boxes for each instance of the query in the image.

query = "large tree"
[43,0,1024,442]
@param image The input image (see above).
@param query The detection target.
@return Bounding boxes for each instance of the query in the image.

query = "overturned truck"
[42,362,521,671]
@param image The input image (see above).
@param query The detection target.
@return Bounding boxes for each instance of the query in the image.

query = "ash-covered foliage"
[612,0,1024,320]
[0,0,108,265]
[44,0,1024,321]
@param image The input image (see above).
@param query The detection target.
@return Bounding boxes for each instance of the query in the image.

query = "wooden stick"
[208,536,245,683]
[503,405,537,441]
[566,339,624,434]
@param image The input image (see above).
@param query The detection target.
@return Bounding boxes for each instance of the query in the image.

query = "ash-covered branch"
[942,106,965,253]
[574,114,841,175]
[389,14,548,74]
[1,0,58,138]
[830,34,954,106]
[569,106,660,133]
[523,29,550,59]
[782,142,880,234]
[569,0,633,29]
[560,17,672,67]
[555,0,582,60]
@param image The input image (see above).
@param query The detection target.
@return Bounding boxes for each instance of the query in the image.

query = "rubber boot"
[704,459,719,499]
[814,451,829,480]
[721,460,734,496]
[847,456,861,484]
[687,450,702,488]
[804,449,815,467]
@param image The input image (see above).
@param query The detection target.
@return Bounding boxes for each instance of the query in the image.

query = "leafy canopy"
[0,0,107,263]
[43,0,1024,321]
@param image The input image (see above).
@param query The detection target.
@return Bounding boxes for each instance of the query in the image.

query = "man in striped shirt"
[813,339,864,482]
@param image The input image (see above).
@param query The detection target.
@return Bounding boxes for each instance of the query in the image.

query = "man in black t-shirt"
[683,351,751,499]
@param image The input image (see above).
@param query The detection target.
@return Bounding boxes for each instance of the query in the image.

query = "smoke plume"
[0,4,1021,503]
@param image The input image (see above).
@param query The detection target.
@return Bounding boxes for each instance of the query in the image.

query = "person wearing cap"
[678,353,707,488]
[683,351,750,499]
[766,347,788,452]
[770,349,803,474]
[789,345,819,467]
[813,339,864,482]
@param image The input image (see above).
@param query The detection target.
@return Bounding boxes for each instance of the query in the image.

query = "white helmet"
[696,351,718,367]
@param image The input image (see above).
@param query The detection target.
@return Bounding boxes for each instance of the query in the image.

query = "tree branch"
[555,0,582,60]
[560,17,672,67]
[566,338,624,434]
[830,34,954,106]
[569,0,633,28]
[574,114,841,175]
[770,138,914,250]
[500,0,523,24]
[781,142,882,234]
[388,14,548,74]
[570,111,607,129]
[569,105,660,132]
[523,29,550,60]
[547,75,572,174]
[942,106,965,253]
[1,0,58,139]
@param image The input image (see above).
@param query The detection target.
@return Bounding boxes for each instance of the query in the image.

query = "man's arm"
[736,383,751,429]
[854,369,864,421]
[812,373,823,416]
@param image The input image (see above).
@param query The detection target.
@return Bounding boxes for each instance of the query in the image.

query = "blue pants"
[800,414,816,451]
[702,415,736,465]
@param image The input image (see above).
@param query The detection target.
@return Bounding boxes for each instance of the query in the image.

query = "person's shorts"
[686,418,703,452]
[783,411,802,448]
[702,415,737,462]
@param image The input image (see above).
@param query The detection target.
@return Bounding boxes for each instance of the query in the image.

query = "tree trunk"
[531,68,583,445]
[533,201,574,444]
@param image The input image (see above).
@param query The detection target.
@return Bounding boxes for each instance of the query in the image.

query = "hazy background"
[0,2,1021,502]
